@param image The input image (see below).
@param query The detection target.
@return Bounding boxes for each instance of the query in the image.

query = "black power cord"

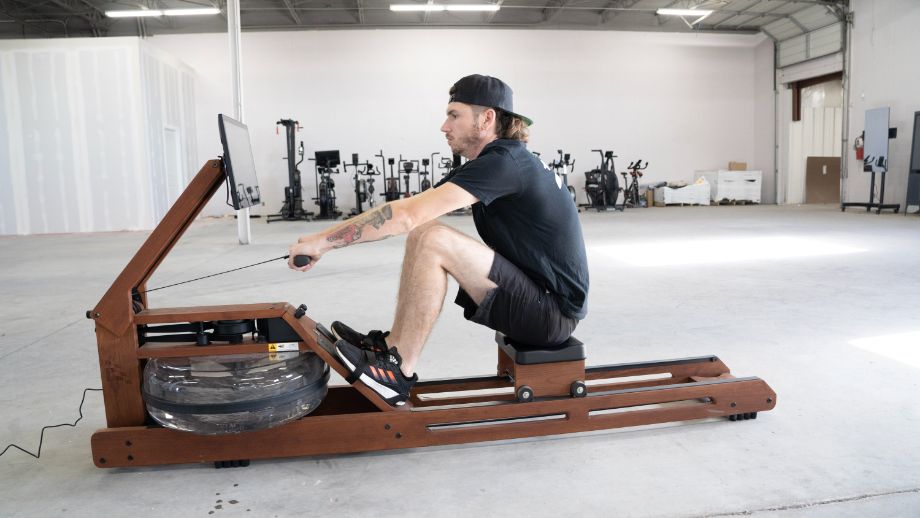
[0,388,102,460]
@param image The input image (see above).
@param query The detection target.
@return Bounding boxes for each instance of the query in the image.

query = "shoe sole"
[335,341,405,406]
[332,324,387,353]
[330,324,344,342]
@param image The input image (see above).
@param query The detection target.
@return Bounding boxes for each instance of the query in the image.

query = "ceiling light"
[390,4,445,11]
[446,4,500,11]
[163,8,222,16]
[390,4,499,12]
[105,9,163,18]
[656,8,714,17]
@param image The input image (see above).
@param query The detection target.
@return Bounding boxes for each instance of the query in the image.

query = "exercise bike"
[582,149,622,212]
[267,119,314,223]
[398,156,420,198]
[344,153,379,219]
[436,156,454,187]
[419,153,440,193]
[549,149,577,206]
[376,150,401,202]
[311,150,342,220]
[620,159,648,208]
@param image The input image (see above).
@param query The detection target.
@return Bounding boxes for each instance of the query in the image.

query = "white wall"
[845,0,920,206]
[0,38,197,235]
[141,45,198,223]
[0,38,148,235]
[146,29,771,216]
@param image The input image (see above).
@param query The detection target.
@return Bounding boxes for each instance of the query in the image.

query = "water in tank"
[142,351,329,435]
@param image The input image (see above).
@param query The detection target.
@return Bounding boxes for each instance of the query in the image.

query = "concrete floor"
[1,204,919,517]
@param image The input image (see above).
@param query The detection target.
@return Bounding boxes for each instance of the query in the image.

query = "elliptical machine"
[267,119,315,223]
[311,150,342,220]
[549,149,577,206]
[376,150,401,202]
[582,149,622,212]
[344,153,379,219]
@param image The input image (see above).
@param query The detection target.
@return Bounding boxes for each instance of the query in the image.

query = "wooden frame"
[87,161,777,468]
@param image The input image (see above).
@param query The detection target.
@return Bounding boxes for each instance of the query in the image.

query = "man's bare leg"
[388,221,496,376]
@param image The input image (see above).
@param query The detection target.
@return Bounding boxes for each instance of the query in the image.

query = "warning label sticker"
[268,342,299,352]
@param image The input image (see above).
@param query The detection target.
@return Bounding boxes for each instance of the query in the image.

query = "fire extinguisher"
[854,131,864,161]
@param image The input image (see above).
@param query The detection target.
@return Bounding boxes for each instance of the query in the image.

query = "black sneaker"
[335,339,417,406]
[331,321,390,353]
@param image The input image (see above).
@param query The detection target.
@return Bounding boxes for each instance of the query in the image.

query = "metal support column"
[229,0,251,245]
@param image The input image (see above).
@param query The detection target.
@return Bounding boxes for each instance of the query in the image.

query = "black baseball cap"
[449,74,533,126]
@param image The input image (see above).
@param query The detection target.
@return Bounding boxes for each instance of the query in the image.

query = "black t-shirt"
[446,139,589,320]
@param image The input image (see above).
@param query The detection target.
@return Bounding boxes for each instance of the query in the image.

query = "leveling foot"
[214,459,250,469]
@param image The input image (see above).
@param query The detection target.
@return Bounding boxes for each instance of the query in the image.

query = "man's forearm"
[321,203,409,250]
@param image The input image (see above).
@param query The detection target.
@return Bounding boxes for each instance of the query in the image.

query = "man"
[288,74,588,406]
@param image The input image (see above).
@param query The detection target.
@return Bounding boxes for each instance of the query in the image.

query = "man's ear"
[483,108,497,132]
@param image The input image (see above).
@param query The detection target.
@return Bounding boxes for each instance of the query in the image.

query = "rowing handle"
[293,255,312,267]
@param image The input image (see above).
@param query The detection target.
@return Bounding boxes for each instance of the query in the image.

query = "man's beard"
[450,121,483,157]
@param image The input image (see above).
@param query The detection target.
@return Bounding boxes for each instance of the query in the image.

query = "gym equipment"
[436,156,454,185]
[548,149,577,205]
[311,150,342,220]
[398,155,421,198]
[377,150,401,202]
[419,153,439,193]
[142,351,329,435]
[217,115,261,209]
[842,107,900,214]
[620,159,649,208]
[907,111,920,215]
[344,153,379,219]
[419,159,431,192]
[582,150,621,212]
[267,119,314,223]
[85,114,776,468]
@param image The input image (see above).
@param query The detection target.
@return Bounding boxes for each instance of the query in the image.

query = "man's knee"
[406,220,443,244]
[406,221,461,257]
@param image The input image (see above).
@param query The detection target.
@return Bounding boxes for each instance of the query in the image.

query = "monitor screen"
[314,150,341,169]
[218,114,261,209]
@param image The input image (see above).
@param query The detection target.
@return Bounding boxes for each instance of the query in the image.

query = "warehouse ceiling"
[0,0,846,40]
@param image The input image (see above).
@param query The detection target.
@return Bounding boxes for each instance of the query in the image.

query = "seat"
[496,332,586,365]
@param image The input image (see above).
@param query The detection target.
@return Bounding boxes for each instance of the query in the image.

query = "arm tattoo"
[326,205,393,248]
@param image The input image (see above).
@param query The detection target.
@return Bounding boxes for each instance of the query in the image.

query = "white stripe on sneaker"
[359,373,400,399]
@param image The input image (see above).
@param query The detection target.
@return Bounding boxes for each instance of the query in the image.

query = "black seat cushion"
[496,332,586,365]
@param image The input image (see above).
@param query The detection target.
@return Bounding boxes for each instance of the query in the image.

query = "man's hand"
[288,236,325,272]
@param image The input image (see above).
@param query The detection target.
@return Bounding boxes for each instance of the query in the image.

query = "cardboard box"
[805,157,841,204]
[728,161,747,171]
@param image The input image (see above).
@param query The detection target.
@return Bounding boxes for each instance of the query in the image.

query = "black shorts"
[455,253,578,347]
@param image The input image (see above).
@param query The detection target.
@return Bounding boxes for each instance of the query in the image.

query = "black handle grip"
[293,255,312,267]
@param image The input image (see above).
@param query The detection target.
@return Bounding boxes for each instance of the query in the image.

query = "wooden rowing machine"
[87,159,776,468]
